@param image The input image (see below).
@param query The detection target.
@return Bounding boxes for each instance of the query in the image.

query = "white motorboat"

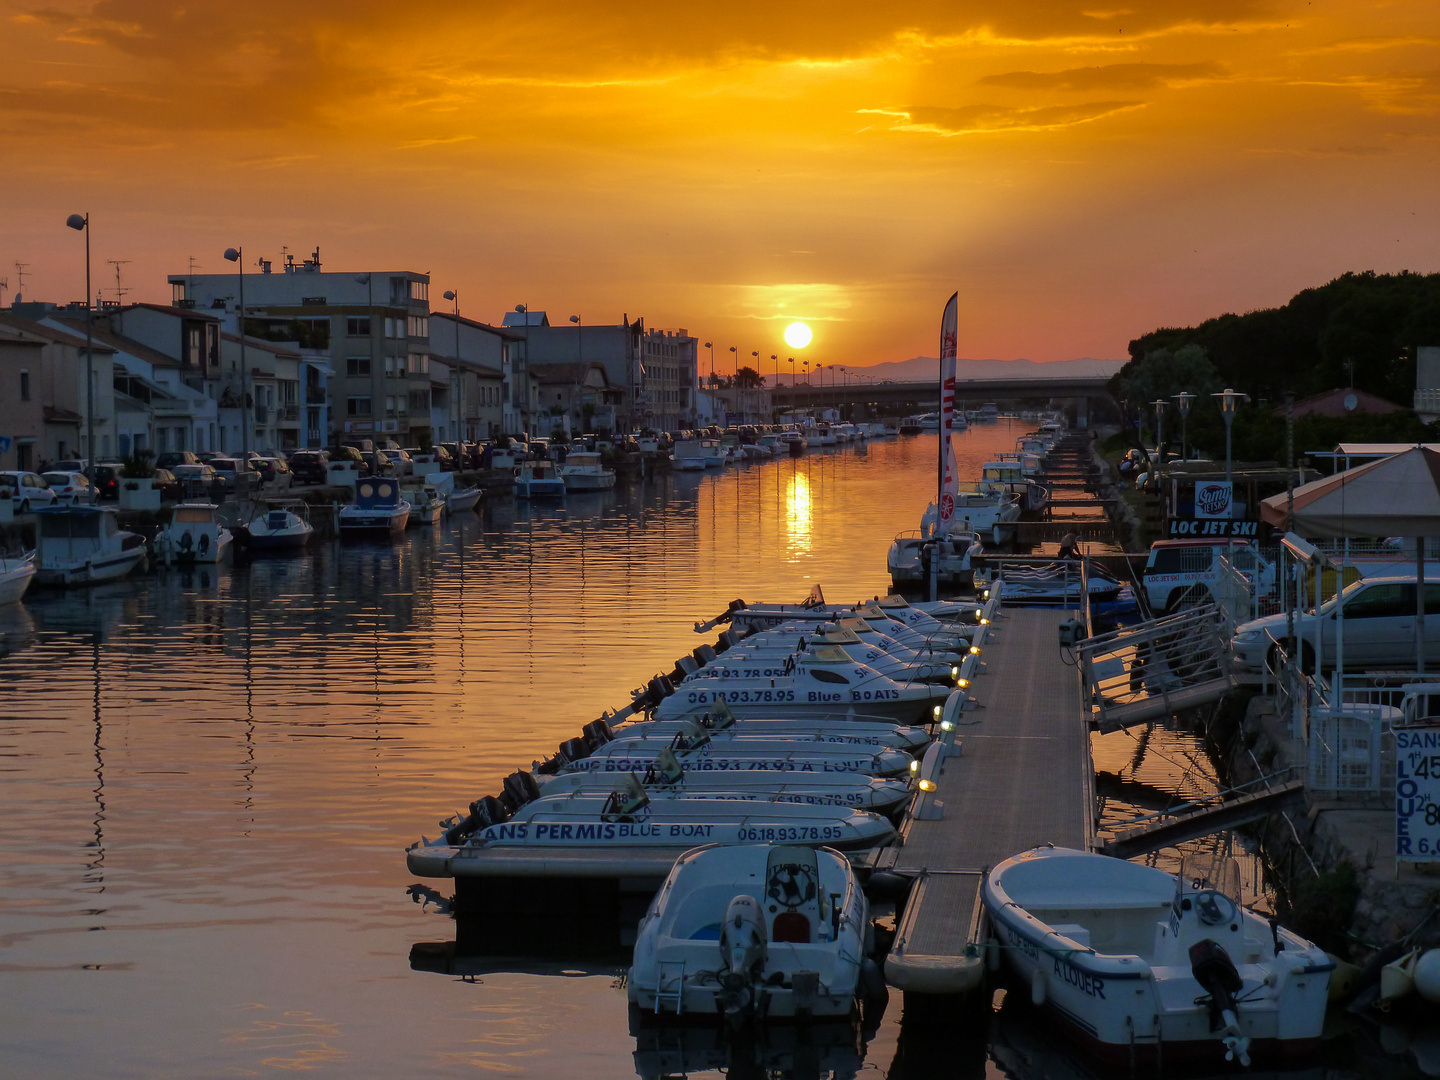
[691,627,956,686]
[817,424,837,447]
[670,440,708,471]
[414,775,897,859]
[157,502,233,564]
[557,726,915,778]
[514,460,566,498]
[401,485,446,526]
[982,460,1049,512]
[0,551,37,604]
[629,844,875,1021]
[700,439,726,468]
[535,750,914,815]
[561,451,616,491]
[923,482,1022,546]
[445,485,482,514]
[992,562,1126,606]
[242,504,314,550]
[983,847,1333,1068]
[918,413,940,431]
[610,708,932,753]
[34,506,147,586]
[656,646,951,726]
[718,593,980,645]
[887,529,983,589]
[976,402,999,422]
[339,477,411,536]
[757,433,782,456]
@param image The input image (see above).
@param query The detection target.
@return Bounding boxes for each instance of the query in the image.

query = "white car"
[1231,574,1440,672]
[1143,539,1277,614]
[41,471,97,505]
[0,471,59,512]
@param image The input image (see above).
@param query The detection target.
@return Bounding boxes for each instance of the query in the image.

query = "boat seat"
[772,912,811,944]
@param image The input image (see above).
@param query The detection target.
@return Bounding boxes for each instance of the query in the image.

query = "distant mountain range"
[846,356,1127,384]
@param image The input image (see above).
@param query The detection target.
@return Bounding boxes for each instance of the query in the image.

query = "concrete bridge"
[770,374,1115,415]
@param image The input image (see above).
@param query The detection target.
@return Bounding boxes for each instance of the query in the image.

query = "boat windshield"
[1175,852,1241,907]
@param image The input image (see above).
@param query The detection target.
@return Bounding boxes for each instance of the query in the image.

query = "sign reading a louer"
[1396,727,1440,860]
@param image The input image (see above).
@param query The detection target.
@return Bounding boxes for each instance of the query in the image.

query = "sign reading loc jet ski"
[1166,517,1260,538]
[1395,727,1440,861]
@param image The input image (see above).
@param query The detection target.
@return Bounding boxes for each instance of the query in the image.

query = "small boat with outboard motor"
[445,484,482,514]
[982,846,1333,1067]
[686,628,956,687]
[887,529,984,589]
[535,747,915,815]
[609,704,932,753]
[401,484,446,526]
[406,776,898,880]
[553,725,915,779]
[339,477,411,535]
[239,503,314,550]
[655,646,951,726]
[698,587,982,638]
[986,561,1127,607]
[629,843,880,1021]
[560,451,617,491]
[735,616,967,670]
[156,502,233,564]
[514,459,566,498]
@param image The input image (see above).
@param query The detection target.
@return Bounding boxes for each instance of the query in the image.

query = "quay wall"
[1216,692,1440,959]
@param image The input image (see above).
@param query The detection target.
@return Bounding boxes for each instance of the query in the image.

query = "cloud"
[976,61,1224,91]
[862,100,1145,135]
[398,135,476,149]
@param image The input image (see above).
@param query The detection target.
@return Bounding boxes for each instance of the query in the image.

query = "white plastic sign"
[1396,727,1440,861]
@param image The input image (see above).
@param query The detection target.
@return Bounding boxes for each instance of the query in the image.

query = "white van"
[1143,539,1277,614]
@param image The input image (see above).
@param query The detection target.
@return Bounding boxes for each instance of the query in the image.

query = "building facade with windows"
[168,256,426,447]
[0,323,47,471]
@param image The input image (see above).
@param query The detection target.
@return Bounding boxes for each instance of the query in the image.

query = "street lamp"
[1212,387,1249,488]
[728,345,737,384]
[1173,391,1194,462]
[223,245,250,456]
[444,290,462,442]
[704,341,713,382]
[65,213,95,475]
[1150,399,1168,464]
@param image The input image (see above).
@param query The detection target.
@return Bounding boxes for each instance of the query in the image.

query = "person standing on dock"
[1057,532,1079,562]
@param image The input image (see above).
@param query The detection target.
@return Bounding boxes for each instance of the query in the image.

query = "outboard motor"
[558,736,590,763]
[694,644,717,665]
[502,770,542,809]
[718,894,767,1023]
[582,719,614,750]
[1189,938,1251,1066]
[444,795,509,845]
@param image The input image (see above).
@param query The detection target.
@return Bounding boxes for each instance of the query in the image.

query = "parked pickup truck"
[1143,539,1277,614]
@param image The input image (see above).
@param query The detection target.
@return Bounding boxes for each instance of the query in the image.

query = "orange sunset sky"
[2,0,1437,367]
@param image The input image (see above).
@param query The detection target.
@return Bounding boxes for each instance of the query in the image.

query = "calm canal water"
[0,423,1426,1078]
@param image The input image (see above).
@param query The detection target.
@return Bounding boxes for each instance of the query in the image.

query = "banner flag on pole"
[938,292,959,535]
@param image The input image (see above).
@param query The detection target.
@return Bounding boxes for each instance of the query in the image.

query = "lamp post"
[444,290,462,443]
[1173,391,1194,462]
[65,213,94,475]
[704,342,713,383]
[1212,388,1248,489]
[1150,398,1168,463]
[223,246,250,457]
[569,315,583,436]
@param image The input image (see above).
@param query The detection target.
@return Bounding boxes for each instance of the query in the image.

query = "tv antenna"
[107,259,132,303]
[14,261,30,299]
[0,276,8,307]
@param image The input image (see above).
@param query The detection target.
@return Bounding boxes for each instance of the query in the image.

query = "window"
[1343,583,1409,620]
[407,353,429,375]
[410,280,428,302]
[347,356,371,377]
[386,395,399,417]
[347,316,371,337]
[409,390,430,413]
[384,355,397,376]
[19,369,29,401]
[347,396,372,418]
[407,315,429,340]
[810,668,850,684]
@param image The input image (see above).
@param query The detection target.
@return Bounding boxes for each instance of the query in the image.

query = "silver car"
[0,470,59,512]
[1231,574,1440,672]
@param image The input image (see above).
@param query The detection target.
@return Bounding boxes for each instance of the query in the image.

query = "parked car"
[1231,574,1440,673]
[42,471,97,505]
[171,463,221,498]
[289,450,330,484]
[92,463,123,500]
[0,470,58,512]
[156,450,199,471]
[48,458,89,473]
[153,468,180,501]
[195,450,221,464]
[248,457,291,484]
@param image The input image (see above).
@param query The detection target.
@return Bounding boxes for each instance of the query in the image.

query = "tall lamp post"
[569,315,582,436]
[223,246,250,457]
[1173,391,1194,462]
[65,213,94,475]
[1150,398,1168,463]
[443,290,462,442]
[1212,388,1248,489]
[704,342,713,383]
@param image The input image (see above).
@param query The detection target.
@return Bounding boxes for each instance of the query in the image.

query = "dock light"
[918,779,937,793]
[982,589,991,600]
[940,719,955,732]
[969,645,982,656]
[951,665,959,679]
[980,618,990,626]
[933,704,943,718]
[909,760,920,774]
[957,678,970,689]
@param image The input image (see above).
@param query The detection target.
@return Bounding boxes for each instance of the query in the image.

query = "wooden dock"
[879,607,1095,995]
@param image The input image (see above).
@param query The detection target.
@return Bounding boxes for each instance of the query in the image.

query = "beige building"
[0,323,47,471]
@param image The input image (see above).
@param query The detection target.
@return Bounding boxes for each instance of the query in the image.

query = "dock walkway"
[880,606,1095,995]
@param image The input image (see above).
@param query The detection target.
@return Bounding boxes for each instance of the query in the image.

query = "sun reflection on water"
[784,469,813,558]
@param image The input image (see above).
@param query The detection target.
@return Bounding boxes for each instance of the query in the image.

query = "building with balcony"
[0,310,116,463]
[168,252,422,446]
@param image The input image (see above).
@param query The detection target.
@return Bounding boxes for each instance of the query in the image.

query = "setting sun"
[784,322,813,349]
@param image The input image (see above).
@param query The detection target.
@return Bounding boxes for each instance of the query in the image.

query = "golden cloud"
[862,100,1146,135]
[976,61,1224,90]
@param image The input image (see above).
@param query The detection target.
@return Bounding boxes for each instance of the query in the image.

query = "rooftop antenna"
[107,259,132,303]
[188,255,201,280]
[14,261,30,299]
[0,277,8,307]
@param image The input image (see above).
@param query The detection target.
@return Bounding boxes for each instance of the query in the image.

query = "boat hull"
[36,547,146,586]
[0,562,37,604]
[245,528,313,550]
[563,472,616,491]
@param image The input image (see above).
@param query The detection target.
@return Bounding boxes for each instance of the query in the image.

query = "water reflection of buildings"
[631,1020,864,1080]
